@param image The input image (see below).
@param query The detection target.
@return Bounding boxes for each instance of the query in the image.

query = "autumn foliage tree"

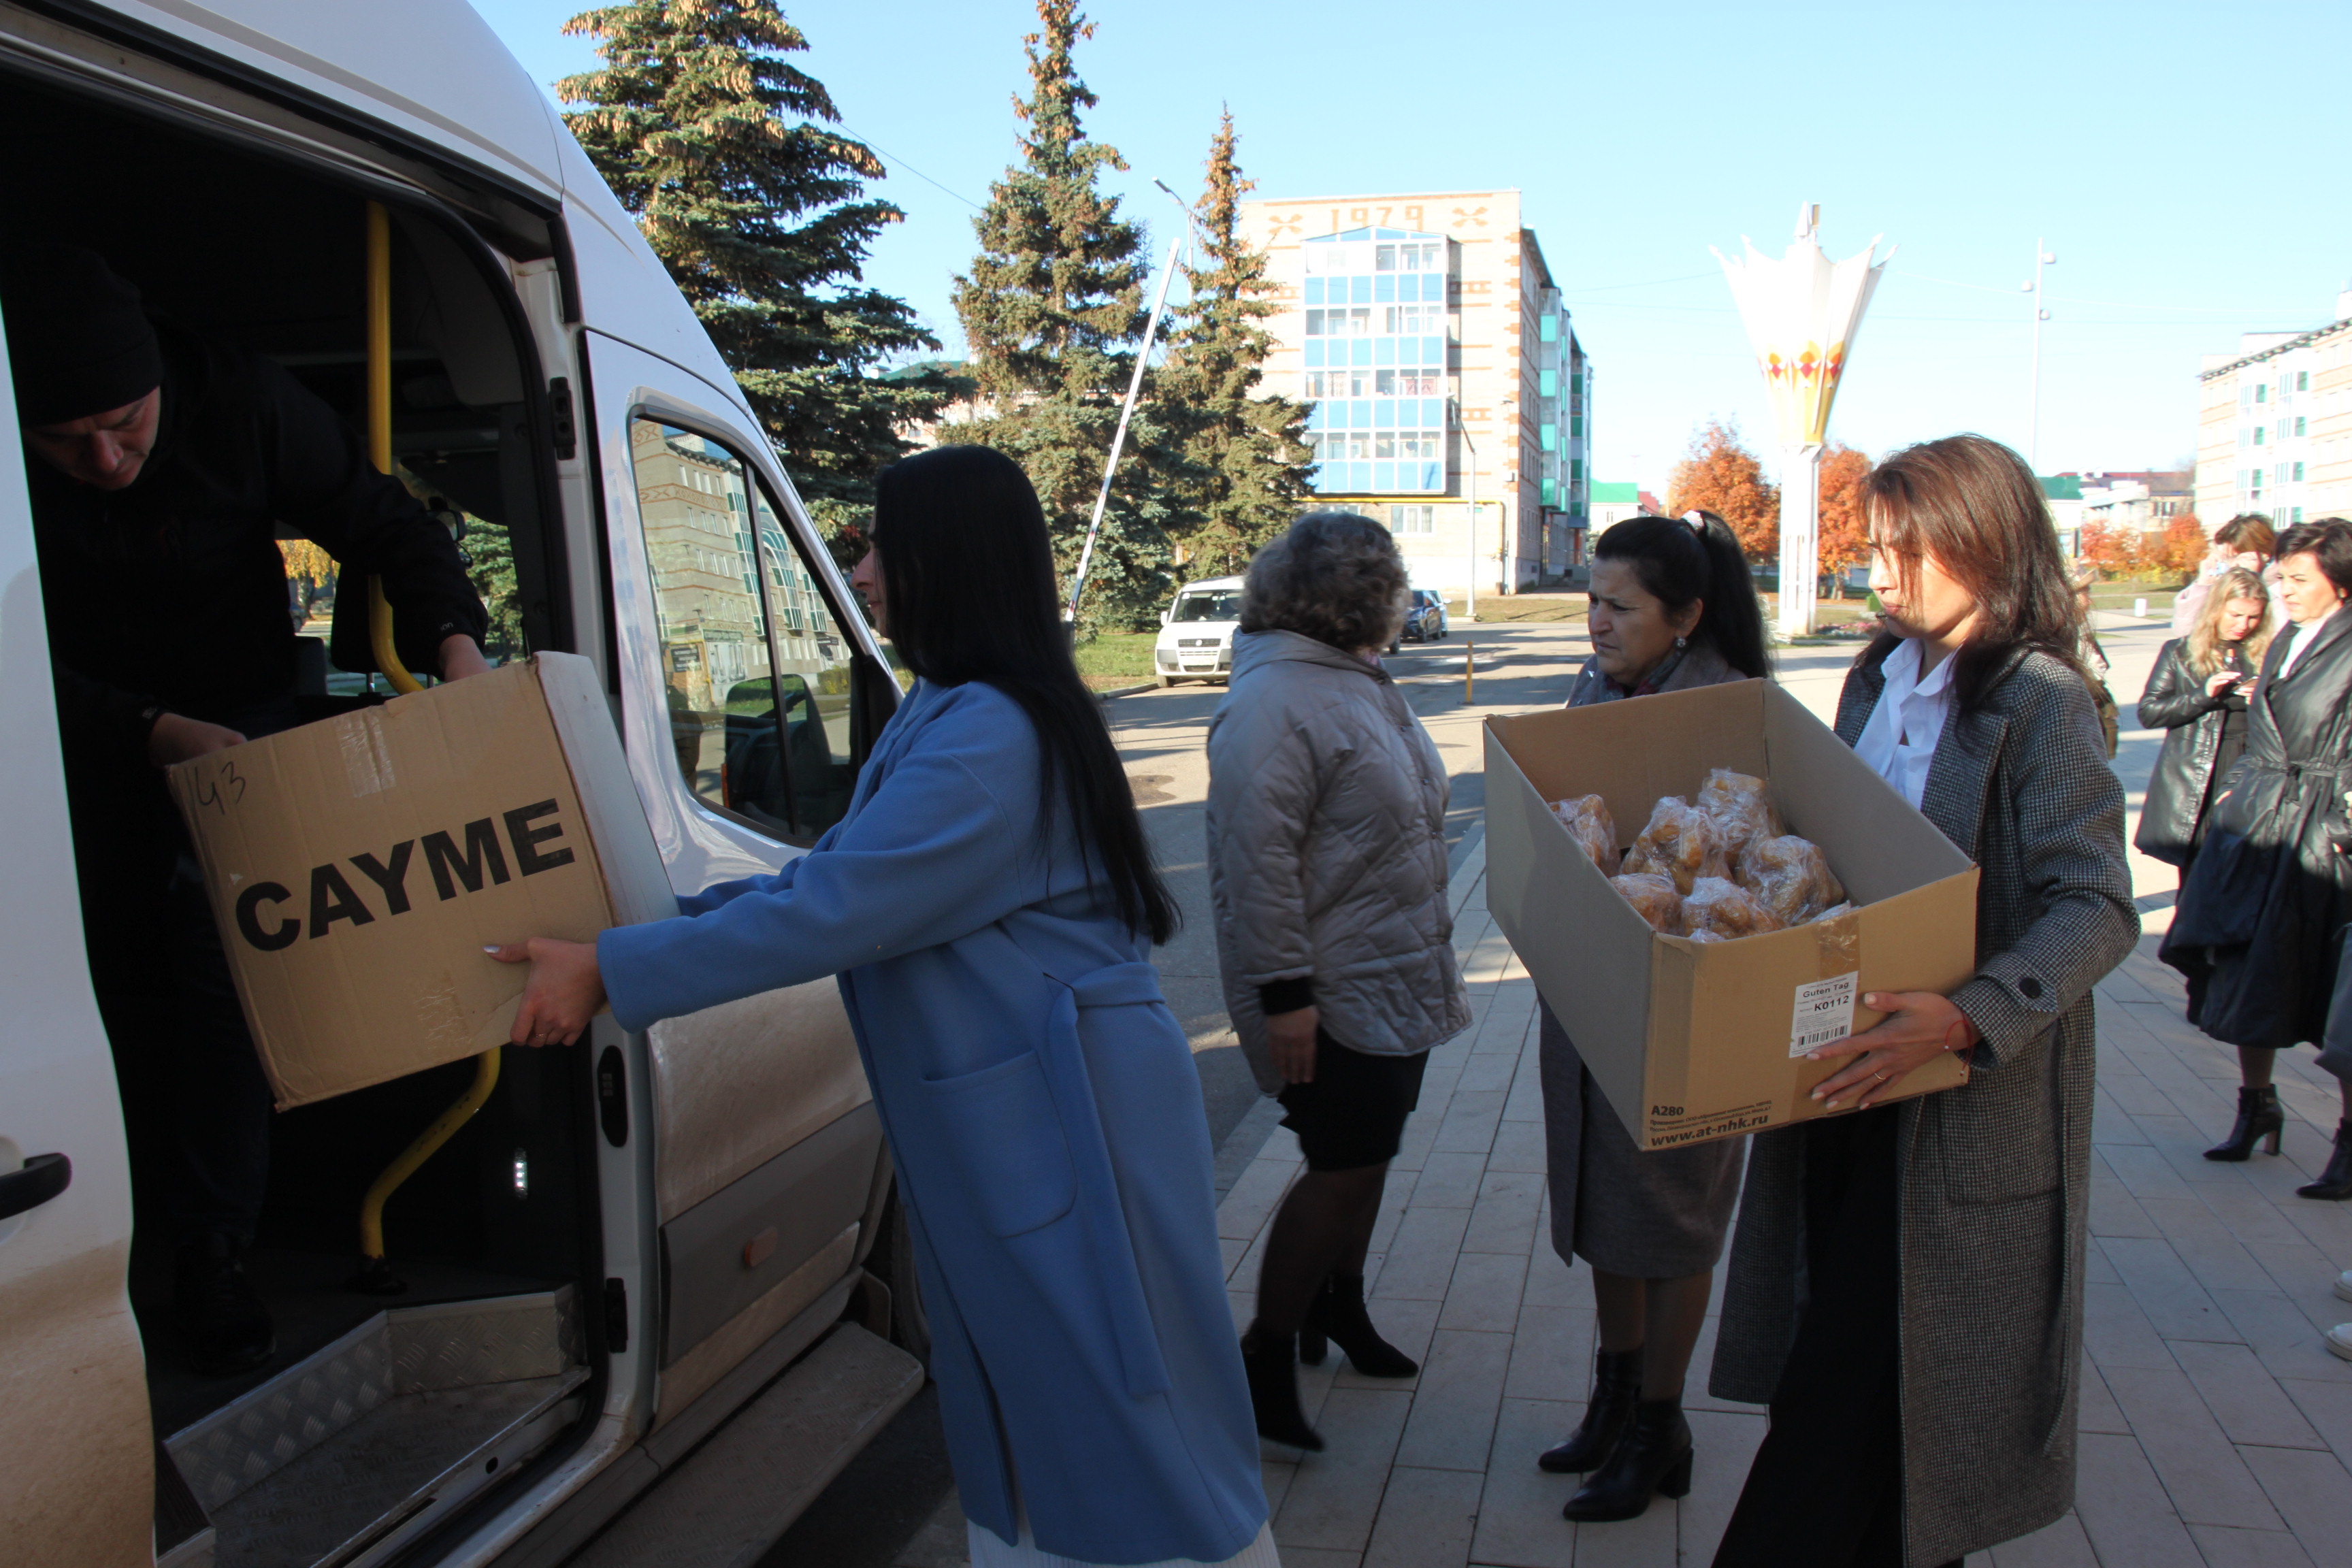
[2152,513,2206,581]
[2078,521,2143,578]
[1665,420,1779,561]
[1816,442,1872,596]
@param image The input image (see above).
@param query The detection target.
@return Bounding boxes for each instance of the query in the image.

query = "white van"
[0,6,928,1566]
[1152,575,1244,686]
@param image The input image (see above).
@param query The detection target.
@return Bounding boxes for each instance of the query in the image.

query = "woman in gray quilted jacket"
[1206,512,1471,1453]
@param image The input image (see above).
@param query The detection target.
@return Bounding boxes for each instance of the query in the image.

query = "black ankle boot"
[174,1232,275,1375]
[2299,1120,2352,1200]
[1563,1396,1692,1521]
[1240,1324,1324,1451]
[1298,1272,1418,1377]
[2206,1085,2285,1161]
[1538,1347,1642,1473]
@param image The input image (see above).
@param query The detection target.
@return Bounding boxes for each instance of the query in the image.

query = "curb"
[1094,682,1157,700]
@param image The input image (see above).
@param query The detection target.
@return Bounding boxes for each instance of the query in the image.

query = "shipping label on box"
[1482,679,1978,1149]
[168,654,670,1109]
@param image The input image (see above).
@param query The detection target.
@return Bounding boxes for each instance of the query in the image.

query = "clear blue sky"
[473,0,2347,497]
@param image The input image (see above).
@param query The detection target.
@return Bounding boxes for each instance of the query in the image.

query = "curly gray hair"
[1239,511,1410,651]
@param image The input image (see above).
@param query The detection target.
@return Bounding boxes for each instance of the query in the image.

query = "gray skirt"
[1540,1000,1744,1277]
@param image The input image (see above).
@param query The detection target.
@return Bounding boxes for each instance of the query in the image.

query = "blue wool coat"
[598,679,1267,1565]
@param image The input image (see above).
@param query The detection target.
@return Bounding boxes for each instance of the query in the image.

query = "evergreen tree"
[1160,110,1313,578]
[951,0,1181,634]
[558,1,955,536]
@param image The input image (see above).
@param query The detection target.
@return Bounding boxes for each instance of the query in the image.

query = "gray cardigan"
[1710,642,2138,1565]
[1205,630,1471,1092]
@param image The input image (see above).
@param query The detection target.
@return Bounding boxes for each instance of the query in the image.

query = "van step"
[568,1324,924,1568]
[165,1288,585,1568]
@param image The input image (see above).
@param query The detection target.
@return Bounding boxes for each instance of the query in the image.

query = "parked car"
[1402,589,1450,642]
[0,7,927,1566]
[1154,575,1244,686]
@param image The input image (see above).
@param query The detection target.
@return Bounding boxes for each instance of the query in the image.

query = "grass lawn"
[1075,631,1159,691]
[1445,594,1588,623]
[2087,581,2179,617]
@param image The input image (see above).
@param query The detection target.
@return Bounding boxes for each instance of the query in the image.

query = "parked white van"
[0,5,927,1566]
[1152,575,1243,687]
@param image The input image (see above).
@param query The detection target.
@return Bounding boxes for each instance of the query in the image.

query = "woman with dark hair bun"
[1533,509,1769,1524]
[493,446,1276,1568]
[2166,515,2352,1197]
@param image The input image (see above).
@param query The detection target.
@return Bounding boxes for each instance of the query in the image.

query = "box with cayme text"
[1482,679,1977,1150]
[167,653,672,1109]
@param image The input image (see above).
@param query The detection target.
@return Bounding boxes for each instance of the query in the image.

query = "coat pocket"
[919,1050,1078,1238]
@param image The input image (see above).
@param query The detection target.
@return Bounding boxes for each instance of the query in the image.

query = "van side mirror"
[1160,609,1171,626]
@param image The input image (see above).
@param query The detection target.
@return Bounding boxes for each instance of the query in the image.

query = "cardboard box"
[168,654,674,1108]
[1482,679,1977,1149]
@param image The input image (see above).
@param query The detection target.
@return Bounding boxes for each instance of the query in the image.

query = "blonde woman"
[2134,566,2273,877]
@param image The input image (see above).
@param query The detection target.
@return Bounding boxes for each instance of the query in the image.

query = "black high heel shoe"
[1240,1324,1324,1451]
[2299,1120,2352,1201]
[2206,1085,2285,1161]
[1297,1272,1418,1377]
[1537,1347,1641,1473]
[1562,1396,1692,1522]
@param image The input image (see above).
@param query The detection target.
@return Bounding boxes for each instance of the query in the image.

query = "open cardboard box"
[167,653,674,1109]
[1482,679,1977,1149]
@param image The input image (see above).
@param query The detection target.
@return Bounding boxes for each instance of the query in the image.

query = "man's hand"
[1268,1004,1320,1085]
[439,634,491,681]
[489,937,607,1047]
[148,712,246,766]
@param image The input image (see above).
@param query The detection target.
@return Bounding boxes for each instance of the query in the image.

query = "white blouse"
[1853,638,1955,809]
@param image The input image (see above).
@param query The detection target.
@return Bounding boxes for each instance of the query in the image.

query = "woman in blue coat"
[497,446,1275,1567]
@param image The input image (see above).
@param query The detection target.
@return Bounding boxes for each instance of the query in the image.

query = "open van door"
[0,323,154,1566]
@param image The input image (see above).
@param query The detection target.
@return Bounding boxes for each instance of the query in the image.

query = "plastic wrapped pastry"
[1610,872,1686,934]
[1550,794,1620,875]
[1681,875,1786,941]
[1809,901,1855,924]
[1695,768,1780,859]
[1624,796,1729,895]
[1736,834,1848,926]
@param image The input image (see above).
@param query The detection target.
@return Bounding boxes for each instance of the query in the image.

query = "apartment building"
[2195,290,2352,528]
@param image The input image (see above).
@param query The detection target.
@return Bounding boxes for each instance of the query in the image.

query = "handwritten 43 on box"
[1480,679,1978,1151]
[167,654,670,1109]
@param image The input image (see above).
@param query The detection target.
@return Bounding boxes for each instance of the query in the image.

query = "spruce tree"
[951,0,1181,634]
[1161,110,1313,578]
[558,1,955,536]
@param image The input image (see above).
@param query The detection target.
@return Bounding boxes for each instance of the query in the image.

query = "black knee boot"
[1298,1272,1418,1377]
[1240,1324,1324,1451]
[2300,1120,2352,1200]
[1562,1395,1693,1521]
[1538,1346,1641,1473]
[2206,1085,2285,1160]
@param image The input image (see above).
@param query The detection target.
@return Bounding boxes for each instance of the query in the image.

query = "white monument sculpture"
[1712,206,1890,639]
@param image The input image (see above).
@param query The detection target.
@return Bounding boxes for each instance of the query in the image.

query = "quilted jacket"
[1206,630,1470,1092]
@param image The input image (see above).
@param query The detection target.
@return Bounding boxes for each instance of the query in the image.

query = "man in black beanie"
[5,245,492,1374]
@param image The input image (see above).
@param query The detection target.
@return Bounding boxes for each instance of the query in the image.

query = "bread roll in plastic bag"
[1682,875,1786,941]
[1696,768,1780,858]
[1626,796,1729,895]
[1736,834,1847,926]
[1610,872,1686,934]
[1810,901,1855,924]
[1549,794,1620,875]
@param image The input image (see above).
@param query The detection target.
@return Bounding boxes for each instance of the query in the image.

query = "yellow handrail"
[357,1048,502,1269]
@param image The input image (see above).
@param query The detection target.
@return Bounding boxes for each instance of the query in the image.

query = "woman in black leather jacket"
[2136,567,2272,871]
[2164,521,2352,1192]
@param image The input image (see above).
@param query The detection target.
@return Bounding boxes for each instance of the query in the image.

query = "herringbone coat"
[1710,643,2138,1566]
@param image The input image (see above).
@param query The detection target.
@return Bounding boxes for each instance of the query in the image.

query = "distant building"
[2195,291,2352,527]
[2041,474,2085,557]
[2056,470,2194,540]
[1588,482,1646,542]
[1235,188,1589,596]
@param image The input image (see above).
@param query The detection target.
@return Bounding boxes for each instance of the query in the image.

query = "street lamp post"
[2024,240,2056,474]
[1452,397,1480,621]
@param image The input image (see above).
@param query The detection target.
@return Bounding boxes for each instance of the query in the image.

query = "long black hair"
[871,444,1179,945]
[1592,512,1771,678]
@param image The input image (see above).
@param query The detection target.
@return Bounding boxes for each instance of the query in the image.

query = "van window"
[631,419,858,844]
[1173,589,1243,623]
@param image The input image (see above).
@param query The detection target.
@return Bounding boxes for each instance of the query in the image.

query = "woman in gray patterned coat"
[1537,512,1772,1523]
[1708,436,2137,1568]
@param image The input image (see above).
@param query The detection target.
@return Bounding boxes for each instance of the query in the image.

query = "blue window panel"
[1374,337,1396,366]
[1423,397,1444,428]
[1350,276,1373,304]
[1422,274,1445,302]
[1543,478,1558,506]
[1307,462,1325,491]
[1307,402,1325,430]
[1374,461,1396,491]
[1541,314,1560,342]
[1352,400,1374,429]
[1539,369,1558,397]
[1351,338,1373,367]
[1305,341,1325,368]
[1541,424,1558,452]
[1424,336,1444,365]
[1350,462,1371,491]
[1416,461,1441,491]
[1374,399,1396,426]
[1375,274,1396,303]
[1304,278,1325,306]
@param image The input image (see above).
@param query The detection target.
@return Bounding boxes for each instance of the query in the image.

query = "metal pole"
[2027,238,2053,474]
[1066,227,1188,624]
[1453,395,1479,621]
